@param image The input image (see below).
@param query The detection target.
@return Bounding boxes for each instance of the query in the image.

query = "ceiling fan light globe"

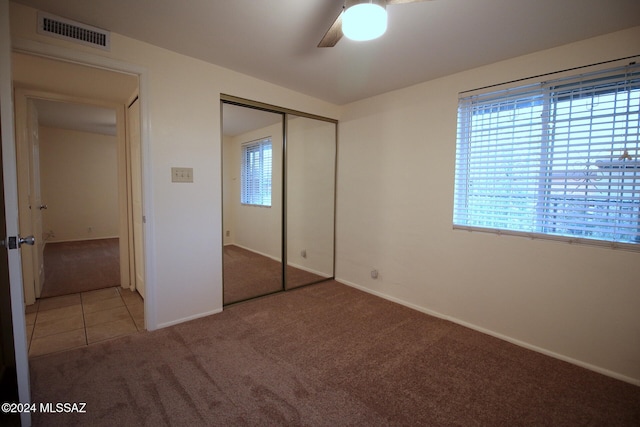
[342,3,388,41]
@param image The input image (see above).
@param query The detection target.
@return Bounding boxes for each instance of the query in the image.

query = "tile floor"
[25,287,144,358]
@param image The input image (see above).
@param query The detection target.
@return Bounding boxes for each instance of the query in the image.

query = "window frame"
[453,62,640,251]
[240,137,273,208]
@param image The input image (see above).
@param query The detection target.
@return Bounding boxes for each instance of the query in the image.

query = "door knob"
[18,235,35,246]
[39,204,48,210]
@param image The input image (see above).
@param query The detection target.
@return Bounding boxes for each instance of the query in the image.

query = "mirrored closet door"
[221,98,337,305]
[285,115,336,290]
[222,103,284,304]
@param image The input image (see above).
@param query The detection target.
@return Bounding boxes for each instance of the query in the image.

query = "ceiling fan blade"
[317,9,344,48]
[317,0,432,47]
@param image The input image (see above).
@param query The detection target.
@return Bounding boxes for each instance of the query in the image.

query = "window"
[241,138,272,207]
[454,63,640,249]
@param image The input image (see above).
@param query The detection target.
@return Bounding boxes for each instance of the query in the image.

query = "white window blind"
[241,138,272,207]
[454,63,640,249]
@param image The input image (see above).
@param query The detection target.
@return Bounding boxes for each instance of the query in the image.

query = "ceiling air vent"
[37,12,110,51]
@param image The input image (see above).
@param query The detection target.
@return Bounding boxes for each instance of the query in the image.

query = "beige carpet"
[41,238,120,298]
[29,281,639,426]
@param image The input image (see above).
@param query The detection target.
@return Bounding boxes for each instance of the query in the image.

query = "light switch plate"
[171,167,193,183]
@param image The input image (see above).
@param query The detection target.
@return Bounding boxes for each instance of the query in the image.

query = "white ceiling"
[222,103,282,137]
[34,99,117,136]
[11,0,640,105]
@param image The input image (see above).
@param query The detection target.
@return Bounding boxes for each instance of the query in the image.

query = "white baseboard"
[335,277,640,387]
[287,261,330,278]
[156,308,223,329]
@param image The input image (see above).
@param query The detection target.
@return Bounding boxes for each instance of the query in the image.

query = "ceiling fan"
[318,0,432,47]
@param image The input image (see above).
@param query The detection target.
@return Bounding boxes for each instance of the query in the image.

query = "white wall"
[39,126,119,242]
[9,3,340,329]
[336,27,640,384]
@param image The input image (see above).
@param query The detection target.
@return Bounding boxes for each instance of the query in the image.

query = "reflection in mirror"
[222,103,284,304]
[285,115,336,289]
[31,99,122,299]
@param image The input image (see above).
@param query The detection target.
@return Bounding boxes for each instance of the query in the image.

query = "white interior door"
[127,97,145,298]
[0,140,20,425]
[14,90,45,304]
[27,99,44,297]
[1,0,32,422]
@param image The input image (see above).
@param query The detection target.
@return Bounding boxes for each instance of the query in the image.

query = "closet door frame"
[220,94,338,303]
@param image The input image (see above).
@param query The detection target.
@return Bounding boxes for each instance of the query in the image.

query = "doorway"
[12,54,146,356]
[33,99,121,299]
